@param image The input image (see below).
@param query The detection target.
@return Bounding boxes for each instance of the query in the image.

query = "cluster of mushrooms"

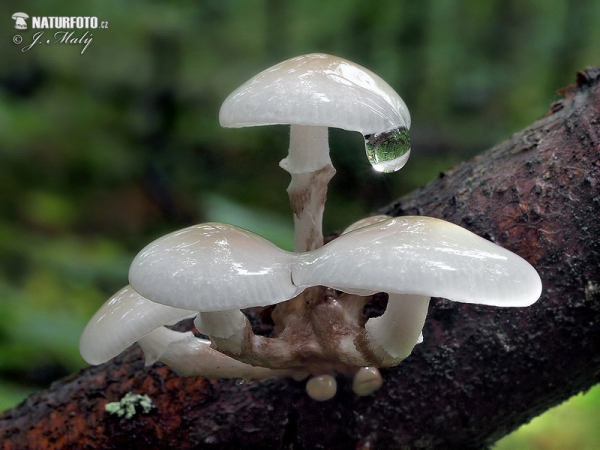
[80,54,542,401]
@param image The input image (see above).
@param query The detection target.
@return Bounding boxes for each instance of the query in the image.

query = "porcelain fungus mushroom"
[80,54,542,401]
[80,216,542,401]
[219,53,411,252]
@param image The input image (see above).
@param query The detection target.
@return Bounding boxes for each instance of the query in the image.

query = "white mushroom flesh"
[219,53,410,134]
[79,285,196,365]
[80,54,543,401]
[305,374,337,401]
[294,216,542,307]
[129,223,302,311]
[352,367,383,396]
[364,294,431,363]
[138,327,289,380]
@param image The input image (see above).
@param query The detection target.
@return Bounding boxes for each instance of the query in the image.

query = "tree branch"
[2,68,599,450]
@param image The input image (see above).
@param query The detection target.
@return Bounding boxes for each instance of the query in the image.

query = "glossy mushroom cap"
[129,223,302,312]
[219,53,410,135]
[294,216,542,307]
[127,217,541,315]
[80,216,542,387]
[79,285,195,365]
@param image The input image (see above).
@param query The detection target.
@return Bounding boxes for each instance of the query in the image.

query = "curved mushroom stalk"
[194,309,248,355]
[364,294,430,365]
[220,53,411,252]
[138,327,289,381]
[343,214,430,367]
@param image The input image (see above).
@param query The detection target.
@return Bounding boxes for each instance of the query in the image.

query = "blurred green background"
[1,0,599,447]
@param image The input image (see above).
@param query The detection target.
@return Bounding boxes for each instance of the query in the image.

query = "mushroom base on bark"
[80,215,541,402]
[235,287,425,372]
[143,286,423,401]
[76,54,541,405]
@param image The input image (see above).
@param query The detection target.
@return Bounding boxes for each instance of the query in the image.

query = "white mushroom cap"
[219,53,410,135]
[81,216,542,375]
[129,223,302,311]
[352,367,383,396]
[79,285,196,365]
[127,218,541,314]
[79,285,282,380]
[219,54,412,254]
[342,215,392,234]
[294,216,542,307]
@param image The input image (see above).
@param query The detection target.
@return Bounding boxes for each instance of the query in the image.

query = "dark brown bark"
[2,68,599,450]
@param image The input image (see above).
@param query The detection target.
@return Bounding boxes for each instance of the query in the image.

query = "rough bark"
[2,68,599,450]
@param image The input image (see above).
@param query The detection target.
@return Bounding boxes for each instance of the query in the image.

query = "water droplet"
[364,127,411,173]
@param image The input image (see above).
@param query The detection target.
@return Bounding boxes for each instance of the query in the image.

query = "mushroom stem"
[194,309,248,355]
[365,293,430,364]
[138,327,288,380]
[280,125,336,252]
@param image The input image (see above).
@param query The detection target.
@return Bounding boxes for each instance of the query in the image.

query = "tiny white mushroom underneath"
[306,374,337,401]
[220,53,411,252]
[352,367,383,396]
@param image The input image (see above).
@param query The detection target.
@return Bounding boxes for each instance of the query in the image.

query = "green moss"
[105,392,156,420]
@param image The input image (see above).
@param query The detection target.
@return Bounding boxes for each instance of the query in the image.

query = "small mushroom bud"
[306,374,337,401]
[352,367,383,396]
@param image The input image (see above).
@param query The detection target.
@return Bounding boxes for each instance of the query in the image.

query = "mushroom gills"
[364,127,411,173]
